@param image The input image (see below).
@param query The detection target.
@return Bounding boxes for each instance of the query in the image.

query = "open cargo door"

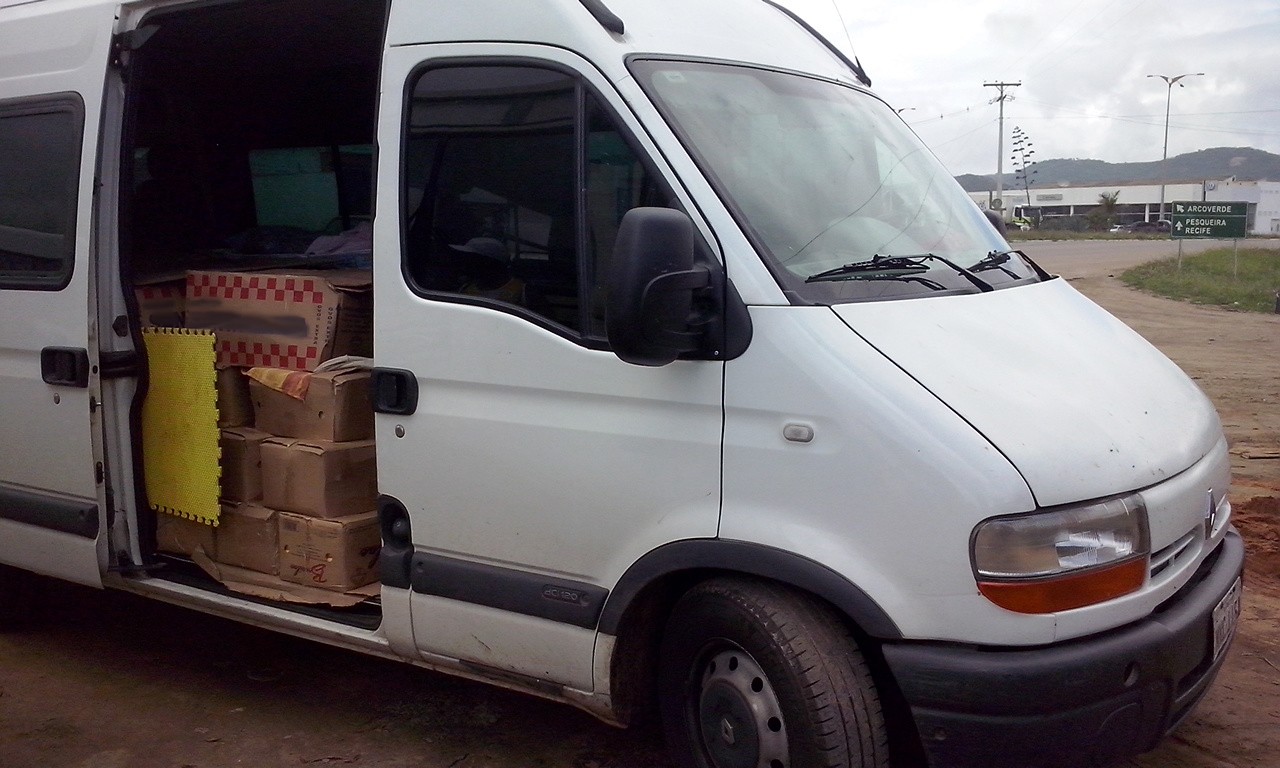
[0,0,120,586]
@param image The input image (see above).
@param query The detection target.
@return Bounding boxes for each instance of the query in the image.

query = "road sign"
[1170,201,1249,239]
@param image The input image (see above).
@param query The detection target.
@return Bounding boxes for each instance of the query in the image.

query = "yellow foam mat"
[142,328,221,526]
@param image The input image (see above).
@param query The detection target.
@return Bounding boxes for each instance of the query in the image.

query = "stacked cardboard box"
[248,366,379,593]
[184,269,372,371]
[134,276,186,328]
[217,502,279,574]
[278,510,381,592]
[217,367,254,428]
[156,512,216,557]
[250,367,374,441]
[220,425,270,501]
[146,267,380,597]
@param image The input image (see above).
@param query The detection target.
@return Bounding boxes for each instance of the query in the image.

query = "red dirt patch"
[1236,495,1280,587]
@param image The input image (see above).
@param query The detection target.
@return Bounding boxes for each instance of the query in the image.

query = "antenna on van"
[759,0,871,87]
[577,0,624,34]
[828,0,859,66]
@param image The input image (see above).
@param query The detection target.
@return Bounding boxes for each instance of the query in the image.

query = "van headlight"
[971,494,1150,613]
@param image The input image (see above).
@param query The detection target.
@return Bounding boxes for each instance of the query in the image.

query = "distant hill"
[957,147,1280,192]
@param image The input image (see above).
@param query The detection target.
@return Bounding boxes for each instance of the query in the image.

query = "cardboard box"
[215,502,278,574]
[156,512,216,557]
[260,437,377,517]
[135,279,185,328]
[279,510,380,591]
[217,367,254,428]
[184,269,372,370]
[249,368,373,441]
[220,426,270,501]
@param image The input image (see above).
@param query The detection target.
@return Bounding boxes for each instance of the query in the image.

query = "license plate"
[1212,576,1242,661]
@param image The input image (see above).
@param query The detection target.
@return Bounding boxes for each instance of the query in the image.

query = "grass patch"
[1120,247,1280,313]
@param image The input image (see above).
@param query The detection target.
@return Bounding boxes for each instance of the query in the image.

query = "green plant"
[1120,248,1280,313]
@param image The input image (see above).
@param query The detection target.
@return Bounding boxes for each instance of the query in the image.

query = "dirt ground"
[0,240,1277,768]
[1035,243,1280,768]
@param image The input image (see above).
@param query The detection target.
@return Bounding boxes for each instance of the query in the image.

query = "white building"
[969,179,1280,235]
[1204,179,1280,235]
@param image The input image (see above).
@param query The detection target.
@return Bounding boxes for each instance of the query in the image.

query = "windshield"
[631,59,1040,303]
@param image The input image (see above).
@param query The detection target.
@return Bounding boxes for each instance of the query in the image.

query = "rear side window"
[0,95,83,290]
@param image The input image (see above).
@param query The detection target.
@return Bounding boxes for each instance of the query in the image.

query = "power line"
[904,100,988,125]
[1000,0,1093,72]
[1021,0,1133,76]
[1115,109,1280,118]
[925,118,999,149]
[1007,97,1280,137]
[1003,113,1280,138]
[1019,96,1280,120]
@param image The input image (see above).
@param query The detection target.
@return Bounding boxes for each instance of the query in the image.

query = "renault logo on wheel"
[720,718,735,745]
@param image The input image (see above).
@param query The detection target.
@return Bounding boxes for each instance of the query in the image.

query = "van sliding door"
[0,1,118,586]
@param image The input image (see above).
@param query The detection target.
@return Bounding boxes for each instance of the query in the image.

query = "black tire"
[658,577,888,768]
[0,564,46,629]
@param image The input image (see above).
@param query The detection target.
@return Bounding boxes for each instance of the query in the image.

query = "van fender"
[598,539,901,639]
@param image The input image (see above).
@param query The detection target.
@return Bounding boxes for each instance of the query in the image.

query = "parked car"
[1112,220,1171,234]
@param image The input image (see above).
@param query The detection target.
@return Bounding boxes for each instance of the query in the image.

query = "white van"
[0,0,1244,766]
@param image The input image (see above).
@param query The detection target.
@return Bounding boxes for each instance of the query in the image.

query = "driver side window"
[402,63,669,338]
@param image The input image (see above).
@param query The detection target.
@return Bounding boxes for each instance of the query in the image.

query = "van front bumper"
[881,530,1245,768]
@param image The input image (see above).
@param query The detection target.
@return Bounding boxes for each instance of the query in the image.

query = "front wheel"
[658,577,888,768]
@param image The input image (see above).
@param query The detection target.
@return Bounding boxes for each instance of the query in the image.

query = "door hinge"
[110,25,158,74]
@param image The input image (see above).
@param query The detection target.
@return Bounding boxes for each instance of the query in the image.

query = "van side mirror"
[607,208,708,367]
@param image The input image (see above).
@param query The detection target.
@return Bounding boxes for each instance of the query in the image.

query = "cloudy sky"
[786,0,1280,176]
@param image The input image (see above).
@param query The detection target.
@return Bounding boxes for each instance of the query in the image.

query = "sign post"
[1170,201,1249,239]
[1169,201,1249,271]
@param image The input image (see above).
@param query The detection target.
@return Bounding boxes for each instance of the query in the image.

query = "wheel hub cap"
[696,649,788,768]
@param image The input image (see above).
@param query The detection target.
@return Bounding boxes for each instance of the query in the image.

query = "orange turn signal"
[978,556,1147,614]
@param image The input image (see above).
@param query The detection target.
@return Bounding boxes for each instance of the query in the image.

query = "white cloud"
[786,0,1280,174]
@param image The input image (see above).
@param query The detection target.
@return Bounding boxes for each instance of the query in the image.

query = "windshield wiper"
[970,250,1021,279]
[806,254,928,282]
[806,253,994,293]
[808,269,949,291]
[974,249,1053,282]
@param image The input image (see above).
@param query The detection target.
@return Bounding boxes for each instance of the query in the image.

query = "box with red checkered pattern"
[184,269,372,370]
[134,277,185,328]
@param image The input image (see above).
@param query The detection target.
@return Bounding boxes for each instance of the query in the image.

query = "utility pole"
[984,81,1020,218]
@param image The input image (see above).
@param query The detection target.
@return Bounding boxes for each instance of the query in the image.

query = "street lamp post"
[1146,72,1203,220]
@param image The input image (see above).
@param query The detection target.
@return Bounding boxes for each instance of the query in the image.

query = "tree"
[1089,190,1121,231]
[1010,126,1038,223]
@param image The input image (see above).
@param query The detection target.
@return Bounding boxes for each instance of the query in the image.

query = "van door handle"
[371,367,419,415]
[41,347,90,388]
